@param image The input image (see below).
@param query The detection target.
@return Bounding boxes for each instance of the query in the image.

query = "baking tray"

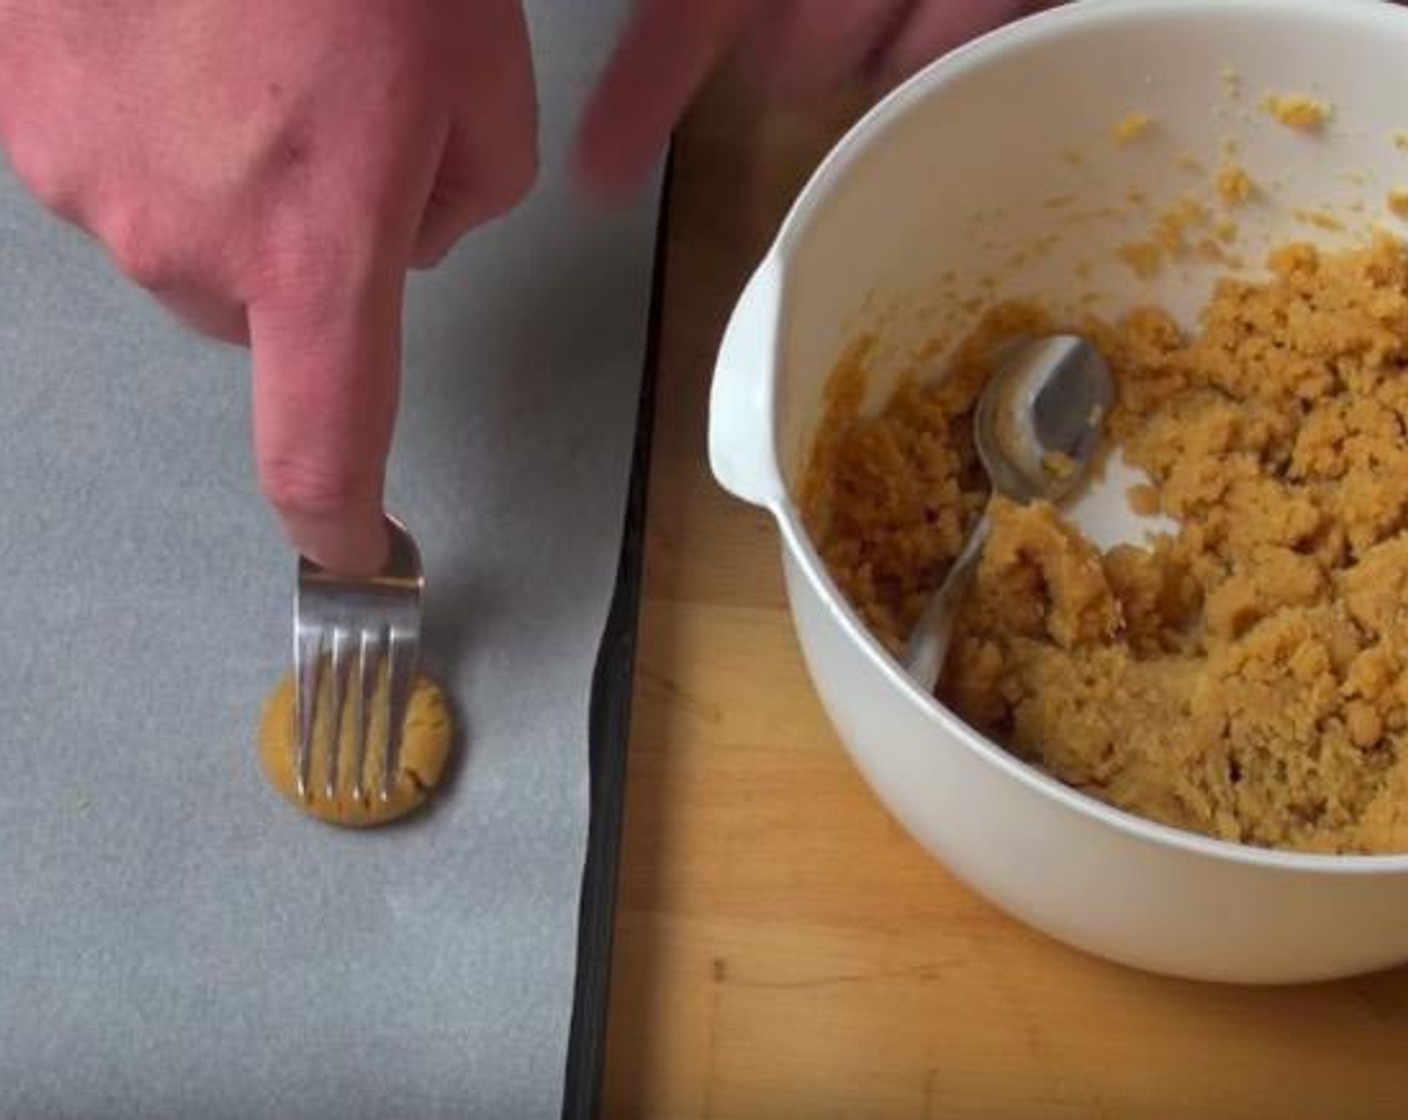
[561,153,672,1120]
[0,135,663,1120]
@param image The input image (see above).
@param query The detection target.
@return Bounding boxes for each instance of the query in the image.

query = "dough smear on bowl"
[805,235,1408,854]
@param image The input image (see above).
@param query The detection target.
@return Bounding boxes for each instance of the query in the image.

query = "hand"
[577,0,1055,198]
[0,0,537,572]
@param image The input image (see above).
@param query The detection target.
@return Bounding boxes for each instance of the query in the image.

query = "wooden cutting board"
[602,84,1408,1120]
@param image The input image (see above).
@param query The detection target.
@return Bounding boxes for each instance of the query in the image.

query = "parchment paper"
[0,3,660,1116]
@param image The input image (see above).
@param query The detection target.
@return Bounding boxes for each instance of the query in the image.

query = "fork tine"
[294,626,324,800]
[381,628,416,800]
[324,628,352,801]
[352,627,384,803]
[296,517,421,811]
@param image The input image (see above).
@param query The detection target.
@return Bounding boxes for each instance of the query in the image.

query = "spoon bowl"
[976,334,1115,505]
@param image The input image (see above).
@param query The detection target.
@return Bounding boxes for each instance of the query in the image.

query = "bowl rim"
[761,0,1408,873]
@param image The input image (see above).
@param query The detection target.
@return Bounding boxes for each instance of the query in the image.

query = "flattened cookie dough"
[259,673,452,827]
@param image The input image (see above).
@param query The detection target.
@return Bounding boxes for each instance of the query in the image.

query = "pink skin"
[574,0,1056,199]
[0,1,1046,574]
[0,0,536,573]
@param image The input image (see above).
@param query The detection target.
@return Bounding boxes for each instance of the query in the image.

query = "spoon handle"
[901,507,992,695]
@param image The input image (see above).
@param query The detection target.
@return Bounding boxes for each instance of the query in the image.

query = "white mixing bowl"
[708,0,1408,983]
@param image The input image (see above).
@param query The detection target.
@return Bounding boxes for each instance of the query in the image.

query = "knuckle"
[409,238,450,271]
[4,134,75,210]
[250,224,364,303]
[492,141,539,212]
[460,141,538,225]
[101,207,180,290]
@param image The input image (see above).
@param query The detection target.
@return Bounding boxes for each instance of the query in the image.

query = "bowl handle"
[708,258,786,509]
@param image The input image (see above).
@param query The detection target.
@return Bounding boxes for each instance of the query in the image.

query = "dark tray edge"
[560,151,675,1120]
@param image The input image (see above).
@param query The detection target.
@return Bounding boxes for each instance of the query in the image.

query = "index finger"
[248,253,402,574]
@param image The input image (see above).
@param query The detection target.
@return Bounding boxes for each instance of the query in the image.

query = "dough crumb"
[1177,151,1206,175]
[1261,93,1331,131]
[1117,195,1222,278]
[1216,165,1254,206]
[1112,111,1155,146]
[1118,240,1165,279]
[1292,207,1345,232]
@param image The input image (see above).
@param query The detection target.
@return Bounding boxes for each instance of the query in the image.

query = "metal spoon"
[901,335,1114,693]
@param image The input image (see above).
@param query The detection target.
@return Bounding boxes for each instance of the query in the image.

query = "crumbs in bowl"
[804,235,1408,855]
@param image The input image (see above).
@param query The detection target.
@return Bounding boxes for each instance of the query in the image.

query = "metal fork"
[294,517,424,803]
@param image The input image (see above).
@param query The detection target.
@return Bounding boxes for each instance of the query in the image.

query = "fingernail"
[287,509,389,575]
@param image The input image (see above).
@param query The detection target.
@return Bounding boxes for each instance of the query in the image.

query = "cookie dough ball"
[259,672,452,827]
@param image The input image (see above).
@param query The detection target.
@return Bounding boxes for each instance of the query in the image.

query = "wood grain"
[602,86,1408,1120]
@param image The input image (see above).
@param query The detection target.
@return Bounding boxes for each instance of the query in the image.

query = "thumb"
[248,255,403,574]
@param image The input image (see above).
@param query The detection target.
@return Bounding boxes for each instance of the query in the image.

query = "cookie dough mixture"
[804,235,1408,854]
[259,672,453,827]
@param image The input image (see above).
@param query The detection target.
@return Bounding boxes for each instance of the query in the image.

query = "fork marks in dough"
[259,671,453,828]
